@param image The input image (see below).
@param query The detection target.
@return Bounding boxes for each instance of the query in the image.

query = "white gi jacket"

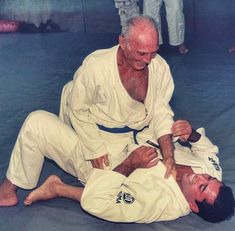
[81,128,221,223]
[65,45,174,168]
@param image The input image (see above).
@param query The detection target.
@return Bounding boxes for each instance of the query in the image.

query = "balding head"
[121,15,158,42]
[118,15,159,71]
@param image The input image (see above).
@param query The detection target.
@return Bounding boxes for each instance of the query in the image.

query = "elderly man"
[59,15,175,177]
[24,120,234,223]
[0,15,176,206]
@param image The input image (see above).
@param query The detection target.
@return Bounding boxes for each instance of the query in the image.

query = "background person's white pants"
[114,0,140,27]
[143,0,185,46]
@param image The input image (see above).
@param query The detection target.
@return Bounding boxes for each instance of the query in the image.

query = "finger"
[138,145,150,150]
[99,162,105,169]
[179,134,190,142]
[171,168,177,180]
[172,120,186,130]
[172,124,185,136]
[91,160,98,169]
[93,159,104,169]
[144,146,157,154]
[173,120,190,129]
[103,155,109,166]
[164,165,173,179]
[173,126,191,137]
[142,146,156,152]
[179,135,187,142]
[91,160,96,168]
[139,147,156,158]
[148,151,158,160]
[146,158,160,168]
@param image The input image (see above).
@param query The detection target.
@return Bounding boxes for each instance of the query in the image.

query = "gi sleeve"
[81,168,171,223]
[68,60,108,160]
[190,128,219,156]
[150,60,175,140]
[190,128,222,180]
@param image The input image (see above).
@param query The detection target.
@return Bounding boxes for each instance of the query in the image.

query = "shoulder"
[83,45,118,67]
[149,54,172,79]
[73,45,118,83]
[151,54,170,68]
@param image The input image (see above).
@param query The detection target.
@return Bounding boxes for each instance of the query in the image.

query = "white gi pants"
[6,106,92,189]
[143,0,185,46]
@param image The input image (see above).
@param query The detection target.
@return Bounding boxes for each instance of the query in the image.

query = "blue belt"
[97,124,148,145]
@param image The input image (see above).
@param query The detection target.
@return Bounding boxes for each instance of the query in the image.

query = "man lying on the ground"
[24,120,235,223]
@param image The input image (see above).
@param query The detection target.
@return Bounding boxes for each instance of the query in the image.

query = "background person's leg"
[114,0,140,27]
[164,0,188,53]
[143,0,163,45]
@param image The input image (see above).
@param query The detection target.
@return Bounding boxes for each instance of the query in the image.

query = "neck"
[117,46,130,68]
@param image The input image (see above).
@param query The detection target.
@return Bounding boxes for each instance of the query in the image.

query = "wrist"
[113,157,135,177]
[161,146,175,159]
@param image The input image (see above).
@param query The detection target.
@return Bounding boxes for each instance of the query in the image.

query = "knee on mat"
[25,110,55,126]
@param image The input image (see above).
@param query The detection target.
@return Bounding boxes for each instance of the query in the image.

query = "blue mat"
[0,32,235,231]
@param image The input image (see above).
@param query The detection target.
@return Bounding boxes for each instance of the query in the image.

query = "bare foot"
[178,43,189,54]
[0,178,18,206]
[24,175,63,206]
[228,46,235,53]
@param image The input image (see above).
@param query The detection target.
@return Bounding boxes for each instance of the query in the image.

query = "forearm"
[113,146,158,177]
[157,134,174,159]
[113,158,134,177]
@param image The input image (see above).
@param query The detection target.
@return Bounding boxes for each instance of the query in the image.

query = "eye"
[151,52,157,58]
[137,52,145,56]
[200,184,207,192]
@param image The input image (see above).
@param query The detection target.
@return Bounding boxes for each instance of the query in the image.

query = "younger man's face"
[181,173,222,212]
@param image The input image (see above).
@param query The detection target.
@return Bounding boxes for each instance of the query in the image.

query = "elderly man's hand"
[163,156,176,179]
[171,120,192,142]
[128,146,159,170]
[91,154,109,169]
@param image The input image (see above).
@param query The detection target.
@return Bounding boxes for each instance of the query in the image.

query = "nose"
[142,53,152,64]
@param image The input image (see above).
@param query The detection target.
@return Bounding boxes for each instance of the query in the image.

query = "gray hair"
[121,15,158,39]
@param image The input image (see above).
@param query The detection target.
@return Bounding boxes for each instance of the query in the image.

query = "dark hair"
[195,184,235,223]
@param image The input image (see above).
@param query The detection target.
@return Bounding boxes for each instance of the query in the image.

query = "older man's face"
[120,28,159,71]
[181,173,222,212]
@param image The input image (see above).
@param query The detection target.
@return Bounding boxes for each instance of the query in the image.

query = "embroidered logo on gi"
[208,157,220,171]
[116,191,135,204]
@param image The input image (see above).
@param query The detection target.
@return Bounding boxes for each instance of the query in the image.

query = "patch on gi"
[208,157,220,171]
[116,191,135,204]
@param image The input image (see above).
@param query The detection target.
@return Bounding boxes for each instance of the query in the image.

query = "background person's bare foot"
[178,43,189,54]
[24,175,63,206]
[0,178,18,206]
[228,46,235,53]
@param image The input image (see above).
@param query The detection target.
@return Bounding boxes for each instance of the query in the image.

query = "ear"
[119,35,126,50]
[189,201,199,213]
